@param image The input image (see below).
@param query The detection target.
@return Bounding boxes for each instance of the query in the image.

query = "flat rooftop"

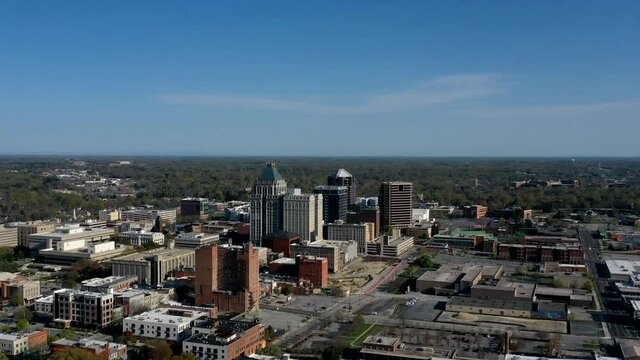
[126,307,208,325]
[448,297,533,311]
[113,247,194,262]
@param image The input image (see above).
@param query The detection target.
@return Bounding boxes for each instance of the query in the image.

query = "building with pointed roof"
[328,168,356,206]
[250,163,287,243]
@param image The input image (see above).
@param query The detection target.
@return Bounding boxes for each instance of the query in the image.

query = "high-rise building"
[379,182,413,230]
[180,198,209,220]
[282,191,323,242]
[195,243,260,313]
[313,185,348,223]
[347,208,381,238]
[328,169,356,205]
[250,164,287,243]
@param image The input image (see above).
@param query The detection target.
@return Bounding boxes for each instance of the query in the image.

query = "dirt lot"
[330,258,392,293]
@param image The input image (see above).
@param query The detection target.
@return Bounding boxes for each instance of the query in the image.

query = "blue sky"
[1,1,639,156]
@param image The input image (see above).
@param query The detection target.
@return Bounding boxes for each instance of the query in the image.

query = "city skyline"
[1,1,640,156]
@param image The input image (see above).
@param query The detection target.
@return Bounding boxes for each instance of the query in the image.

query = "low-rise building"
[112,248,195,286]
[0,225,18,247]
[0,272,40,305]
[123,307,212,341]
[35,294,54,315]
[463,205,488,219]
[15,221,57,247]
[37,240,129,265]
[175,233,220,249]
[325,221,375,254]
[296,256,328,288]
[416,263,504,295]
[366,235,414,257]
[290,240,357,272]
[0,330,48,356]
[80,276,138,293]
[497,243,584,264]
[28,224,114,256]
[120,230,165,247]
[445,297,533,318]
[51,338,127,360]
[121,209,177,223]
[183,319,265,360]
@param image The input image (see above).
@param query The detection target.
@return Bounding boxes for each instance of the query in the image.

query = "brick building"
[195,243,260,313]
[296,256,328,288]
[497,244,584,264]
[261,231,300,257]
[183,319,265,360]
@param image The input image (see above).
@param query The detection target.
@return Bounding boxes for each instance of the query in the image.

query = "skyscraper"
[328,169,356,206]
[379,181,413,230]
[250,163,287,243]
[313,185,348,223]
[282,190,323,241]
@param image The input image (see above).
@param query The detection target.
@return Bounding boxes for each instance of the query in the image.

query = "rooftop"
[113,247,194,262]
[126,307,208,325]
[333,168,352,178]
[259,163,284,181]
[448,297,533,311]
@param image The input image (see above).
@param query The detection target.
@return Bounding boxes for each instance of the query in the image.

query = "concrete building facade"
[282,191,323,242]
[325,221,375,254]
[250,164,288,243]
[112,248,195,286]
[379,182,413,230]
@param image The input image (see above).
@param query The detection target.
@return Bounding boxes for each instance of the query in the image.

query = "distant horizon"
[1,153,639,160]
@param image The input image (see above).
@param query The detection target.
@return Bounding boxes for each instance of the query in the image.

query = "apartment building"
[123,307,211,341]
[0,330,48,356]
[53,290,114,328]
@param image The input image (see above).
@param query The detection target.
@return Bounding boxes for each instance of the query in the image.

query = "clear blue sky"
[1,1,639,156]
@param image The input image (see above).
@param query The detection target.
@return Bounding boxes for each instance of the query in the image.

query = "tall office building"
[328,169,356,205]
[195,243,260,313]
[313,185,348,223]
[282,190,323,241]
[379,181,413,230]
[180,198,209,220]
[250,163,288,243]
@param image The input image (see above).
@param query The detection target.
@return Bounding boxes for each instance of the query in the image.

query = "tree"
[142,340,173,360]
[14,306,33,322]
[551,279,564,288]
[9,292,24,306]
[258,344,284,357]
[171,353,197,360]
[50,348,103,360]
[17,318,29,331]
[0,352,9,360]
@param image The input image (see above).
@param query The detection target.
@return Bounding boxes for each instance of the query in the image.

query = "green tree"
[17,318,29,331]
[9,292,24,306]
[14,306,33,322]
[551,279,564,288]
[171,353,197,360]
[258,344,284,357]
[0,352,9,360]
[50,348,103,360]
[142,340,173,360]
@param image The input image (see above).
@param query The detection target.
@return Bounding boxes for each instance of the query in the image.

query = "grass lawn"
[345,324,382,348]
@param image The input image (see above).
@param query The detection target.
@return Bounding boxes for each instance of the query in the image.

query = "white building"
[412,208,431,223]
[174,233,220,249]
[123,307,209,341]
[282,190,323,242]
[28,224,114,255]
[121,209,177,224]
[120,230,165,247]
[0,334,29,356]
[366,235,415,257]
[99,210,122,222]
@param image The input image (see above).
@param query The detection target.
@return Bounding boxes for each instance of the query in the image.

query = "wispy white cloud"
[158,74,504,115]
[448,101,640,120]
